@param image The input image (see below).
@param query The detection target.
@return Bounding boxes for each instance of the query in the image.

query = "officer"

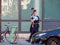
[27,10,39,42]
[30,10,39,36]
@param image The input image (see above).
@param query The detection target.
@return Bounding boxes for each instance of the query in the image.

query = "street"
[0,39,42,45]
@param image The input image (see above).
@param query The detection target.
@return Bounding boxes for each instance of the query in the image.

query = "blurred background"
[0,0,60,34]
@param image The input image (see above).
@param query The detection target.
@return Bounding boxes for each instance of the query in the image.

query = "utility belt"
[33,23,39,28]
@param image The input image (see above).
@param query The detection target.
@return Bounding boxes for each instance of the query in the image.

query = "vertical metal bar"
[42,0,44,31]
[0,0,1,42]
[18,0,21,33]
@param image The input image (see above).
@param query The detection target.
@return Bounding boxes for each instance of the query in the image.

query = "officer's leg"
[29,33,32,41]
[26,25,32,42]
[30,24,32,32]
[29,27,36,41]
[29,24,32,41]
[35,24,39,32]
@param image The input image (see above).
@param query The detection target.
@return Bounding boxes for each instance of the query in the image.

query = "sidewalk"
[0,38,42,45]
[0,33,42,45]
[0,39,31,45]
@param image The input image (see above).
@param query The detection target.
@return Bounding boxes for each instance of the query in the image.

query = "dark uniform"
[29,15,39,41]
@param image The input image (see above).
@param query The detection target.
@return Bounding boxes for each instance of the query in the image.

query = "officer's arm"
[30,16,32,19]
[31,20,34,24]
[31,20,35,28]
[30,16,34,23]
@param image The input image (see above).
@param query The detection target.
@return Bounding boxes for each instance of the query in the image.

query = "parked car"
[31,28,60,45]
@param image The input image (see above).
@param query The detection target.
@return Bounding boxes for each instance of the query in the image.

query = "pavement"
[0,38,42,45]
[0,33,43,45]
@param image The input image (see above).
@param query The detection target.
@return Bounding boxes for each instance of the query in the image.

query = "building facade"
[0,0,60,33]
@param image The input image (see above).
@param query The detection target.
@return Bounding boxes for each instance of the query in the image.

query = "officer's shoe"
[26,40,30,42]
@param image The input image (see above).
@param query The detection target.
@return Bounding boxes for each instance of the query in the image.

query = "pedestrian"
[27,10,39,42]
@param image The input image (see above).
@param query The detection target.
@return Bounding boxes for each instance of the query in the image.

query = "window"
[21,22,42,32]
[1,22,18,32]
[44,0,60,20]
[43,22,60,30]
[1,0,18,20]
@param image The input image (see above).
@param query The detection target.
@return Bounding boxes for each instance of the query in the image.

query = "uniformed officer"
[31,10,39,33]
[27,10,39,42]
